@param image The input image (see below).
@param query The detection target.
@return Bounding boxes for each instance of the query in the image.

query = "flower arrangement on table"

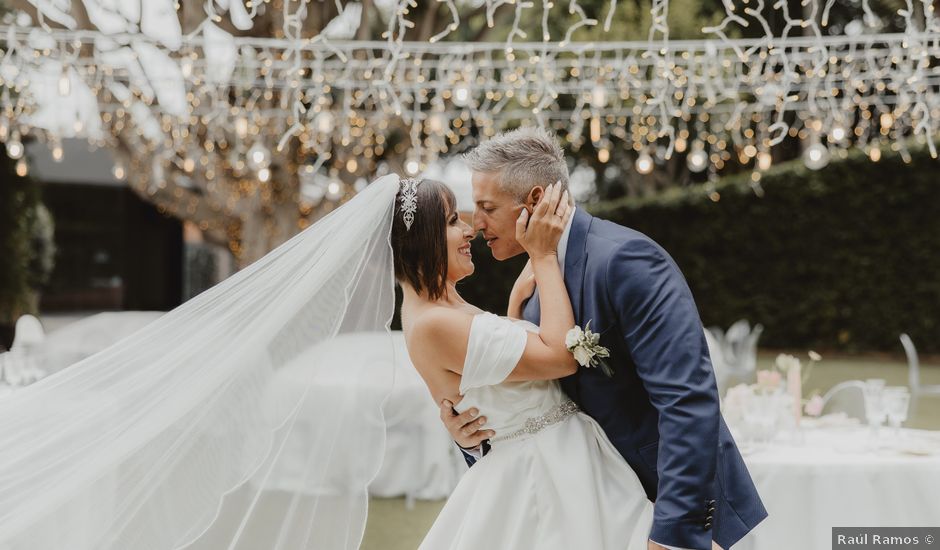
[722,351,823,432]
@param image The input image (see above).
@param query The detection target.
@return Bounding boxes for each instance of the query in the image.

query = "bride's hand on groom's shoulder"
[515,182,571,260]
[511,261,536,300]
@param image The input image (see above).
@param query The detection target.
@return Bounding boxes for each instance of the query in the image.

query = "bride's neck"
[400,280,464,308]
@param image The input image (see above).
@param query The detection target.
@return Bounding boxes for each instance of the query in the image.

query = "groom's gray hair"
[462,126,569,202]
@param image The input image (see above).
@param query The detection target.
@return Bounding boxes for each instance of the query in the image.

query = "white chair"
[820,380,867,421]
[704,328,731,398]
[900,334,940,410]
[707,320,764,392]
[12,314,45,351]
[1,315,48,388]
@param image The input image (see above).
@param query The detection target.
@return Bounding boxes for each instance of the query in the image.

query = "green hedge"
[0,153,55,348]
[589,143,940,353]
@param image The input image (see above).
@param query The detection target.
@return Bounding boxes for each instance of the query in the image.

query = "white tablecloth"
[736,424,940,550]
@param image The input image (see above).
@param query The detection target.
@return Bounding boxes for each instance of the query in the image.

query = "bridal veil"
[0,174,403,550]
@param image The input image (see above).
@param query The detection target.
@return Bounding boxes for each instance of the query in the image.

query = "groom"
[440,127,767,550]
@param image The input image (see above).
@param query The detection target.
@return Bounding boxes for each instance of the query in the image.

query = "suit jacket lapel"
[563,208,591,322]
[522,209,591,325]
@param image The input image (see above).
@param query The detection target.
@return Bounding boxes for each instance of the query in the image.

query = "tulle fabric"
[0,174,403,550]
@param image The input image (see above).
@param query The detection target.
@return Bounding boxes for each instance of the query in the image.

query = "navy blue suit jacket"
[464,209,767,550]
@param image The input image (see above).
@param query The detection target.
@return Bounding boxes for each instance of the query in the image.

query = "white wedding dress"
[419,312,654,550]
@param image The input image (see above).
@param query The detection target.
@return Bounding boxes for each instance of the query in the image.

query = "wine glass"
[862,379,887,436]
[883,386,911,439]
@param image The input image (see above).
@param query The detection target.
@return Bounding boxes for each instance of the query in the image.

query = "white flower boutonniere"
[565,321,613,377]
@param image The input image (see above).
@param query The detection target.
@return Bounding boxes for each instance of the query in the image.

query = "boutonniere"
[565,321,613,377]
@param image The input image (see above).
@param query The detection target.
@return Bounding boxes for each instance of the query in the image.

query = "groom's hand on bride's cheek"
[440,399,494,449]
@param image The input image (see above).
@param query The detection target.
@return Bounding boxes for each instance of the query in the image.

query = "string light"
[0,0,935,260]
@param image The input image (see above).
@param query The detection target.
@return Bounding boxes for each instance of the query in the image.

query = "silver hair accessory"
[399,178,420,230]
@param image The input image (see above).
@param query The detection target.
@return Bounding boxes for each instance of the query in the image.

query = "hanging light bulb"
[248,142,270,169]
[258,167,271,182]
[591,84,607,108]
[236,116,249,138]
[428,113,445,133]
[51,143,64,162]
[326,181,344,201]
[58,69,71,96]
[405,158,420,176]
[831,125,846,142]
[315,111,334,133]
[590,116,601,143]
[15,158,28,177]
[6,137,24,160]
[686,148,708,173]
[113,162,126,180]
[803,142,830,170]
[452,83,471,107]
[180,57,194,78]
[757,151,772,171]
[635,152,654,175]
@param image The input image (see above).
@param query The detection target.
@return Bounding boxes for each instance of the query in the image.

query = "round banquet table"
[734,423,940,550]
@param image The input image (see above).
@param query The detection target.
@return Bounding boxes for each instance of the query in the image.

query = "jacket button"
[704,522,712,530]
[706,515,713,522]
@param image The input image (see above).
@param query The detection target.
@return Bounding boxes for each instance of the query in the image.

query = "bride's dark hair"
[391,178,458,301]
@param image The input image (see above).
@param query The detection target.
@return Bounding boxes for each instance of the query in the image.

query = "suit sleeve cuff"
[460,444,483,460]
[651,540,696,550]
[649,518,713,550]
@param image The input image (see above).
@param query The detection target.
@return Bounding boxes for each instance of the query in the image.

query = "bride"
[394,178,652,549]
[0,173,651,550]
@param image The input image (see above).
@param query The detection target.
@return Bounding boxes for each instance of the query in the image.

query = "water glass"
[744,391,780,445]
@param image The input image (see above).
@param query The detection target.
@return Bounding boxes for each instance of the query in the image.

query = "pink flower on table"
[804,394,825,417]
[756,369,782,390]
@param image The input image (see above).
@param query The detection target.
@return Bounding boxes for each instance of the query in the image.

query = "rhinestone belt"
[489,400,580,444]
